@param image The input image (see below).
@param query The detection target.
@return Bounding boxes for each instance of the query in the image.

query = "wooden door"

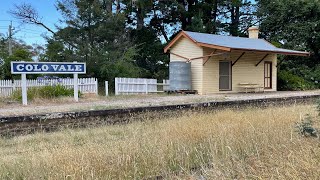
[219,61,232,91]
[264,62,272,89]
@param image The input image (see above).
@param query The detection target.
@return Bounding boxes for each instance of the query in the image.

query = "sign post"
[21,73,27,105]
[73,62,79,102]
[11,61,86,105]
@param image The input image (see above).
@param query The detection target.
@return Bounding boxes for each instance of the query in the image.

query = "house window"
[264,62,272,89]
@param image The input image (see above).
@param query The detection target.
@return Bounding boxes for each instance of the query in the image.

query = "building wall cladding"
[202,49,277,94]
[169,37,278,94]
[170,37,203,94]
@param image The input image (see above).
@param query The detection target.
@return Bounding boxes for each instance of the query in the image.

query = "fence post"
[145,79,148,94]
[12,80,16,92]
[95,78,98,95]
[105,81,108,96]
[162,79,165,91]
[115,78,119,95]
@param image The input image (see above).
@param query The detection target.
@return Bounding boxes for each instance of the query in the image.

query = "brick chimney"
[248,26,259,39]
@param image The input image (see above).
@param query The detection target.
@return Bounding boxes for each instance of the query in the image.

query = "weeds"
[11,85,77,101]
[295,114,318,137]
[295,98,320,138]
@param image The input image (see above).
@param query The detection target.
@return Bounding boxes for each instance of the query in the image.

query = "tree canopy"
[4,0,320,90]
[257,0,320,90]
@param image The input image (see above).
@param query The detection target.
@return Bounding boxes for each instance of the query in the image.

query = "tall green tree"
[0,34,39,79]
[1,49,33,79]
[130,28,169,80]
[51,0,142,81]
[257,0,320,63]
[9,0,258,84]
[257,0,320,90]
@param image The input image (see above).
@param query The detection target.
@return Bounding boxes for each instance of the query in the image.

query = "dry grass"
[0,104,320,179]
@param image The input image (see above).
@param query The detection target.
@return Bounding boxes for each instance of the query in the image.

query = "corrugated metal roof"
[184,31,309,55]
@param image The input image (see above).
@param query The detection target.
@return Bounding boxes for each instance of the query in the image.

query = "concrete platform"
[1,90,320,117]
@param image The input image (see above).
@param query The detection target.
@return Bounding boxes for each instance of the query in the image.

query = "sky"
[0,0,62,46]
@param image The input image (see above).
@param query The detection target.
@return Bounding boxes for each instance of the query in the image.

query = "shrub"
[11,85,76,101]
[278,70,314,91]
[302,65,320,89]
[295,99,320,138]
[295,114,318,137]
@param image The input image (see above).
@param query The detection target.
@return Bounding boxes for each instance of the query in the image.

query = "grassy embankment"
[0,104,319,179]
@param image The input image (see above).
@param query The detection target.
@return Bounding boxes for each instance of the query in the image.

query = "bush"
[302,65,320,89]
[278,70,314,91]
[295,114,318,137]
[11,85,76,101]
[295,99,320,138]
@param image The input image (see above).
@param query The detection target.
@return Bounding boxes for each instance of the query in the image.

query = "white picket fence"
[115,77,169,95]
[0,78,98,97]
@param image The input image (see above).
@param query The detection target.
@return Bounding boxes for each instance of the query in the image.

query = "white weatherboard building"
[164,27,309,95]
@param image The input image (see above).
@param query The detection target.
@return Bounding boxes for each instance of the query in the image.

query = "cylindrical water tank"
[169,61,191,91]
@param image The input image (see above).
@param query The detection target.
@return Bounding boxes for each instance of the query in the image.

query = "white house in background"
[164,27,310,95]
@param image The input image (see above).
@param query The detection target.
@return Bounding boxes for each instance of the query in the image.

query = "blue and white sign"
[11,61,86,105]
[11,61,86,74]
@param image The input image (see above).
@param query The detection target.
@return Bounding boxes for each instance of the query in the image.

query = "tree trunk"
[103,0,112,13]
[212,0,218,33]
[230,3,240,36]
[204,0,218,33]
[137,6,144,30]
[178,0,188,29]
[186,0,195,27]
[116,0,121,13]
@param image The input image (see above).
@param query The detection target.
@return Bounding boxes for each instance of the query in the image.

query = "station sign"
[11,62,86,74]
[10,61,86,105]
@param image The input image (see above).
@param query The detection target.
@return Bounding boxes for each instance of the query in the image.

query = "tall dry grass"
[0,104,319,179]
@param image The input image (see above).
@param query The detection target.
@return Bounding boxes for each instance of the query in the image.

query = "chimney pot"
[248,26,259,39]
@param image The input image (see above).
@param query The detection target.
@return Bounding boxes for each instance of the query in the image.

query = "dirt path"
[1,90,320,117]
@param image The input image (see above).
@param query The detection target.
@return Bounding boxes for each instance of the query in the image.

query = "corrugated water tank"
[169,61,191,91]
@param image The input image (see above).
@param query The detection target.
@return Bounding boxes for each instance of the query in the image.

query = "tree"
[9,3,55,34]
[130,28,169,79]
[41,38,73,62]
[0,33,40,79]
[0,34,8,63]
[257,0,320,64]
[257,0,320,89]
[54,0,142,83]
[1,49,33,79]
[8,0,260,85]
